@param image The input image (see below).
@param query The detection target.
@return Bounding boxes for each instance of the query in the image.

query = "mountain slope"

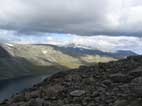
[2,44,117,67]
[1,55,142,106]
[0,46,31,80]
[0,43,137,80]
[51,44,137,59]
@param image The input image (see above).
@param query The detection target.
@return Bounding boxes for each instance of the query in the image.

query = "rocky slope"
[1,55,142,106]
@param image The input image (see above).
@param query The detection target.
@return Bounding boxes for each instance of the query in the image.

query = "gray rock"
[102,80,112,86]
[113,100,128,106]
[30,90,40,98]
[113,99,142,106]
[91,91,99,97]
[10,103,18,106]
[12,94,25,103]
[128,100,141,106]
[109,73,129,83]
[129,67,142,77]
[65,74,82,82]
[63,104,81,106]
[87,102,95,106]
[27,99,37,106]
[16,102,27,106]
[70,90,86,97]
[44,84,64,98]
[130,77,142,96]
[27,98,44,106]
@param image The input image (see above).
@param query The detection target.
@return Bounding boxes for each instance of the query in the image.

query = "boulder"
[129,67,142,77]
[130,77,142,96]
[113,99,128,106]
[44,84,64,98]
[70,90,86,97]
[109,73,130,83]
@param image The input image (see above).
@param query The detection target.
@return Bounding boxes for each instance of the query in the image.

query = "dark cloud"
[0,0,142,36]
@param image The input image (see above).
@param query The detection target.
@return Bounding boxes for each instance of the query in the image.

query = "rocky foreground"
[1,56,142,106]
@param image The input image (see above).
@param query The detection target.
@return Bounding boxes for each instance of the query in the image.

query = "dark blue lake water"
[0,73,53,101]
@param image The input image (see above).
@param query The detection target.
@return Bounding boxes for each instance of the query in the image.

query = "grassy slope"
[0,44,116,80]
[6,44,116,67]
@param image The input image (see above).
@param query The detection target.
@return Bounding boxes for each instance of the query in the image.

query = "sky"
[0,0,142,54]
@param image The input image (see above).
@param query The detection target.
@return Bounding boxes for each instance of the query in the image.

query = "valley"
[0,43,138,101]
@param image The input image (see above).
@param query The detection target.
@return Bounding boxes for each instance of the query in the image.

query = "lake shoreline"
[0,70,62,102]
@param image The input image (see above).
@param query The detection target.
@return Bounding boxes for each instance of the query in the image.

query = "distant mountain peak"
[62,42,137,55]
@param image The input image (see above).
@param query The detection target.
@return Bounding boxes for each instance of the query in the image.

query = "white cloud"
[1,30,141,54]
[70,35,142,54]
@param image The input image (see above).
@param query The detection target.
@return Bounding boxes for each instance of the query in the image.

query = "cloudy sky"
[0,0,142,54]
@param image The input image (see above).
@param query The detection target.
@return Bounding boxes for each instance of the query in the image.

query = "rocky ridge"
[1,55,142,106]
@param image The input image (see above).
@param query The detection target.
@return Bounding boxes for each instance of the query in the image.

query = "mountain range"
[0,43,137,80]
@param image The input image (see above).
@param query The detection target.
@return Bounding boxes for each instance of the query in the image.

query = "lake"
[0,72,56,101]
